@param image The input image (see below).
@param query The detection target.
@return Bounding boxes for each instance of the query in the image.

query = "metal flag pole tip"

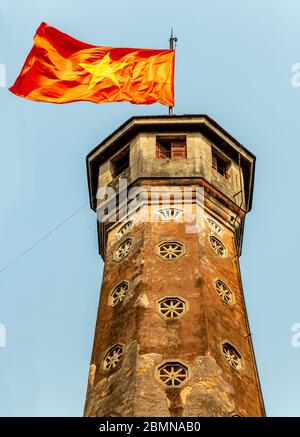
[169,28,177,116]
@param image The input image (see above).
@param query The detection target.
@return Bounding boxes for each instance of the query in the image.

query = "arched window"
[206,217,223,234]
[117,221,133,240]
[155,207,183,221]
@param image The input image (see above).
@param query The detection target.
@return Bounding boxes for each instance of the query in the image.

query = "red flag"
[9,22,175,106]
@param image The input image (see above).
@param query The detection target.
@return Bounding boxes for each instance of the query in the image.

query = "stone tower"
[84,115,265,417]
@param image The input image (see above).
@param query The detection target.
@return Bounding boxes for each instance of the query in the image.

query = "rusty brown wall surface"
[84,217,264,417]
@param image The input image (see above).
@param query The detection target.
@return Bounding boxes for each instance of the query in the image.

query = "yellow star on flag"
[79,53,127,90]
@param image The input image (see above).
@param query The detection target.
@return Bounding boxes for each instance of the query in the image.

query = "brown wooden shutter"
[171,141,186,159]
[156,142,171,158]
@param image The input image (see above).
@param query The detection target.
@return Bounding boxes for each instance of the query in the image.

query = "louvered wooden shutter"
[156,142,171,158]
[171,141,186,159]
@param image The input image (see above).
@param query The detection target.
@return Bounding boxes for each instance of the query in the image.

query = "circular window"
[157,241,185,260]
[209,235,227,257]
[156,361,190,388]
[113,238,132,262]
[102,344,124,373]
[215,279,235,305]
[109,281,129,307]
[157,296,187,319]
[221,342,243,370]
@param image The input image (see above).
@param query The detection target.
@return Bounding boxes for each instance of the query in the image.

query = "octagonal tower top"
[87,114,255,212]
[86,114,255,257]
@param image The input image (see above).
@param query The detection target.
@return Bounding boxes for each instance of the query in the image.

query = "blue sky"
[0,0,300,416]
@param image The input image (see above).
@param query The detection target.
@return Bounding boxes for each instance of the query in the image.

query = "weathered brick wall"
[84,212,264,417]
[85,117,262,417]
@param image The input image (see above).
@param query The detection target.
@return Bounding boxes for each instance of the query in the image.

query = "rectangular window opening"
[212,149,230,178]
[156,137,187,160]
[113,147,130,177]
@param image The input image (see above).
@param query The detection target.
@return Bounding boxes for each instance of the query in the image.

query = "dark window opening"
[156,138,187,159]
[212,151,230,178]
[113,147,130,177]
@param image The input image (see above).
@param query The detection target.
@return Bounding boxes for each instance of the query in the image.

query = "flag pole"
[169,28,177,115]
